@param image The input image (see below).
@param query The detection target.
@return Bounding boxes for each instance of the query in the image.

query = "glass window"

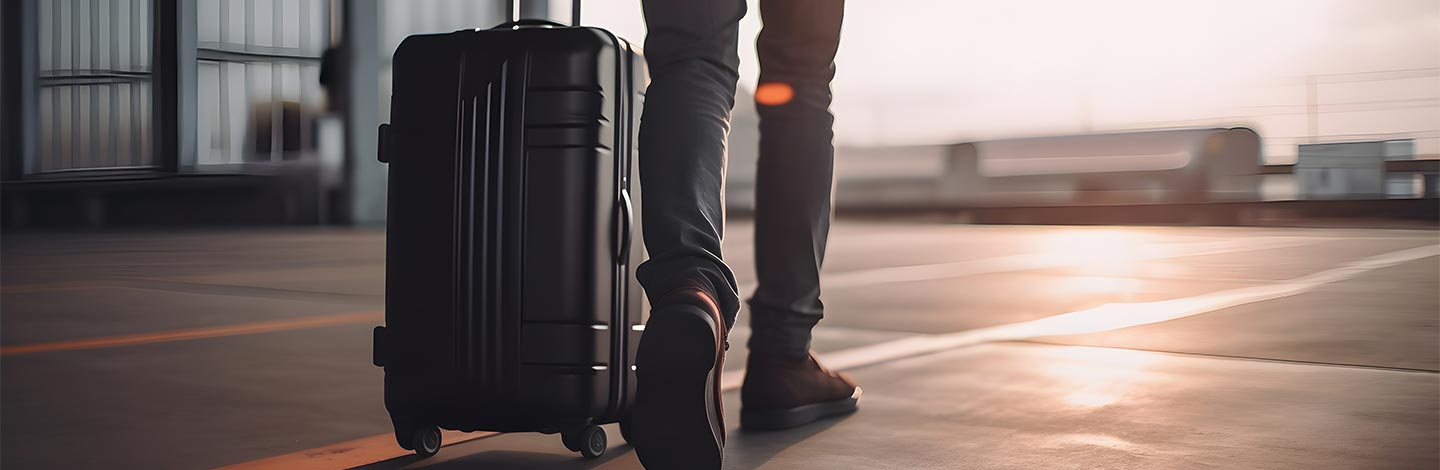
[35,0,155,174]
[194,0,328,165]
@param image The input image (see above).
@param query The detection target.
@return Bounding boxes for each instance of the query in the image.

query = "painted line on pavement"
[759,243,1440,387]
[226,244,1438,469]
[1018,340,1440,374]
[0,280,116,295]
[212,430,500,470]
[0,236,1321,356]
[0,311,383,356]
[737,236,1326,294]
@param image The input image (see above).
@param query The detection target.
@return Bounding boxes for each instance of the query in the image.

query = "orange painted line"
[0,311,383,356]
[213,430,500,470]
[0,280,116,295]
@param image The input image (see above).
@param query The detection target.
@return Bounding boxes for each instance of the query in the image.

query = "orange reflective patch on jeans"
[754,82,794,106]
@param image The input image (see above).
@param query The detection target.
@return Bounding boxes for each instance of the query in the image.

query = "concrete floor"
[1,222,1436,469]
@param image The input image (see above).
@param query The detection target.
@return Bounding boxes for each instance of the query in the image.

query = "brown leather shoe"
[629,287,728,469]
[740,352,860,430]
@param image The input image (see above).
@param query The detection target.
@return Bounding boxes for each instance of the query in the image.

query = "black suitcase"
[371,14,647,460]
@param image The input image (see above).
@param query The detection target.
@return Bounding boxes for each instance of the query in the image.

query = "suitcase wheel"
[411,425,441,458]
[561,425,607,459]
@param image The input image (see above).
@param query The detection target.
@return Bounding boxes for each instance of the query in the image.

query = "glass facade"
[35,0,154,173]
[195,0,329,165]
[4,0,510,225]
[26,0,333,173]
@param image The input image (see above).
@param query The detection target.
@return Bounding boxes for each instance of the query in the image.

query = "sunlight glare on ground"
[1041,229,1150,277]
[1043,347,1157,409]
[1059,276,1143,298]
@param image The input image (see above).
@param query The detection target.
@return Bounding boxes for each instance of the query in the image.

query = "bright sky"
[580,0,1440,160]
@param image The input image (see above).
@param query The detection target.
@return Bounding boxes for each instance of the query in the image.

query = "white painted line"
[728,323,916,344]
[736,236,1325,294]
[722,244,1440,390]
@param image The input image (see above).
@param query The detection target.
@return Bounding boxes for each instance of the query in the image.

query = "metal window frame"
[156,0,193,171]
[2,0,39,181]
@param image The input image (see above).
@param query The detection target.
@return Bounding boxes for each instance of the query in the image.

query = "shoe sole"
[740,387,862,431]
[631,305,723,469]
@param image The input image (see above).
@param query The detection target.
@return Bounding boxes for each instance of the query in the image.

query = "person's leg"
[741,0,859,431]
[747,0,844,360]
[630,0,745,468]
[634,0,745,328]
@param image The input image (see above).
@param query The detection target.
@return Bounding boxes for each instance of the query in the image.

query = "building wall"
[1296,140,1415,199]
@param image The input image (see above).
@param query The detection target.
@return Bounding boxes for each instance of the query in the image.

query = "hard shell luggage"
[371,13,647,460]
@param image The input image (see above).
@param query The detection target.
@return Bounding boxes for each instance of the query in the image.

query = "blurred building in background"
[1,0,521,227]
[2,1,1436,227]
[1295,140,1434,199]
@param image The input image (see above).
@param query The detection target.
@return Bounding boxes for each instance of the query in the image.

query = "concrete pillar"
[342,0,384,224]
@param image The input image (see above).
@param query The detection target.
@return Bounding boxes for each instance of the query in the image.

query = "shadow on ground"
[355,416,851,470]
[360,448,634,470]
[722,417,848,469]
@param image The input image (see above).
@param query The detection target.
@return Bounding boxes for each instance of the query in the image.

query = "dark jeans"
[636,0,845,359]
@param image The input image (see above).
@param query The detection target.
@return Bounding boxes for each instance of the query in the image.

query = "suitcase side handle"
[377,123,392,163]
[616,189,633,263]
[372,326,388,367]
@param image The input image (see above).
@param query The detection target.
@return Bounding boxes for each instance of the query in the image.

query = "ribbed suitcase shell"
[375,24,646,445]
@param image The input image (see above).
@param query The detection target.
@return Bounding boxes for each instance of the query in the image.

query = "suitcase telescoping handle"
[492,19,568,29]
[499,0,580,28]
[616,189,633,262]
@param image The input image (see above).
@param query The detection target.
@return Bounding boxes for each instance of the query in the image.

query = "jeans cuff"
[745,301,821,360]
